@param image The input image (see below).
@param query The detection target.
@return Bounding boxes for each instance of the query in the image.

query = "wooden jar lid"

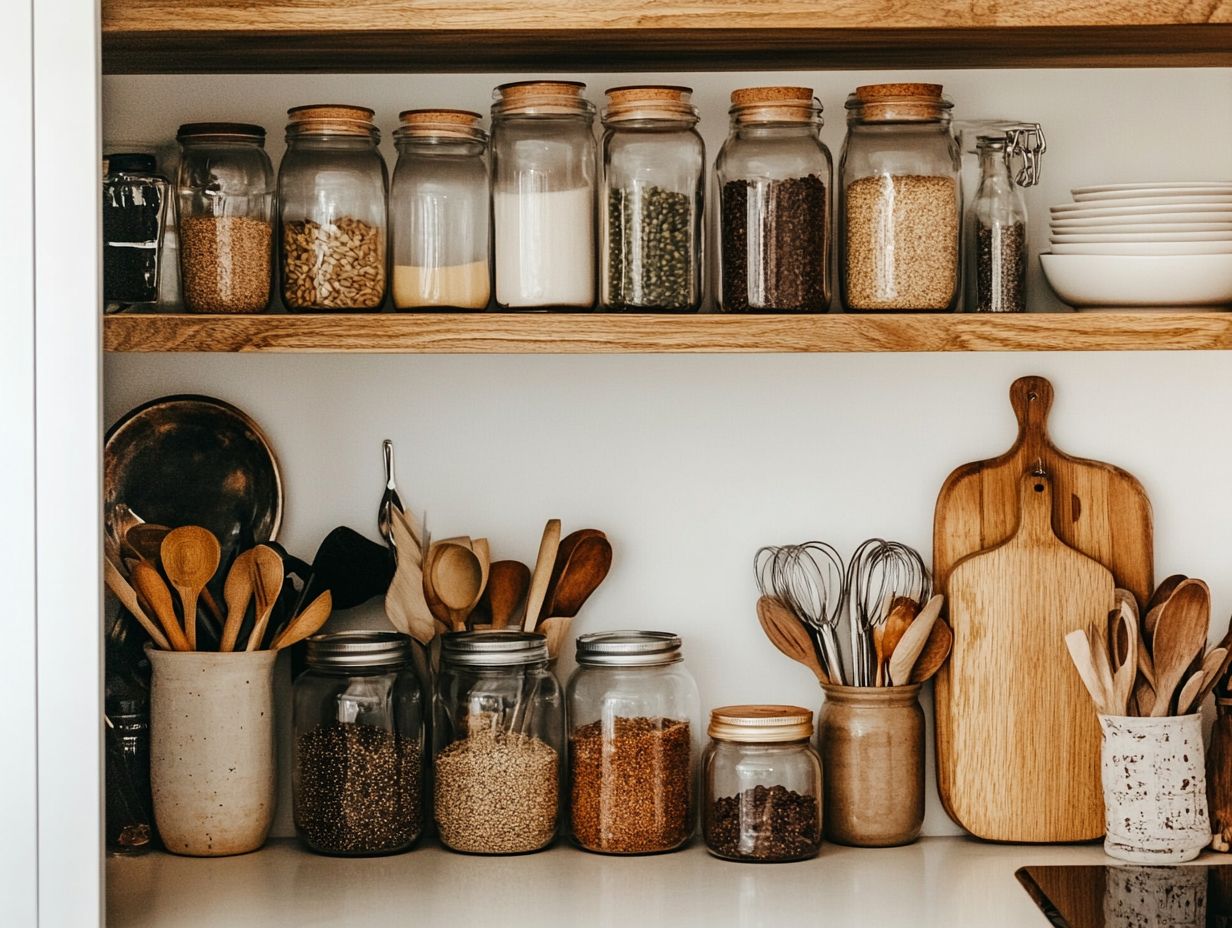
[494,80,593,116]
[729,86,819,124]
[709,704,814,742]
[855,83,943,102]
[849,83,950,122]
[395,108,485,139]
[603,85,697,122]
[287,104,376,136]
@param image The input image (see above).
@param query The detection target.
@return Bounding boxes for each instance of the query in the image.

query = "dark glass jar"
[292,632,425,856]
[102,153,169,312]
[105,690,155,855]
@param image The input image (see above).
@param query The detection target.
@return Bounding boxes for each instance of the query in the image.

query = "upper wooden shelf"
[101,0,1232,72]
[103,311,1232,354]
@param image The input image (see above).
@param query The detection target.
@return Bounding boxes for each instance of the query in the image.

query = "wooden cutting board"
[933,375,1153,607]
[940,474,1113,842]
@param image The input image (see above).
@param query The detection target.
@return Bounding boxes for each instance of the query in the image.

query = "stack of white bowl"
[1039,182,1232,311]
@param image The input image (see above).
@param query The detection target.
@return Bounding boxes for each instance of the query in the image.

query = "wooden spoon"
[521,519,561,632]
[104,556,172,650]
[487,560,531,630]
[908,619,953,684]
[1192,646,1230,711]
[1065,629,1110,715]
[386,509,436,645]
[160,526,220,650]
[469,537,491,623]
[431,542,484,632]
[541,534,612,624]
[1147,574,1188,618]
[1176,670,1206,716]
[219,548,257,652]
[757,595,827,684]
[271,591,333,650]
[1109,601,1138,716]
[873,623,887,687]
[1151,578,1211,716]
[887,594,943,686]
[538,615,573,661]
[245,545,285,651]
[131,561,191,651]
[879,596,919,682]
[1088,626,1117,714]
[543,529,605,619]
[421,543,453,636]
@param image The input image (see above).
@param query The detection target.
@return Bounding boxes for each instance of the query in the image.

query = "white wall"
[104,70,1232,839]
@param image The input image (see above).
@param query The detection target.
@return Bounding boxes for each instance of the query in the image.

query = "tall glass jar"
[292,632,425,856]
[839,83,962,312]
[176,123,274,314]
[600,86,704,312]
[490,81,596,310]
[702,705,822,863]
[970,134,1028,313]
[716,86,832,313]
[433,631,563,855]
[390,109,491,311]
[103,153,169,313]
[566,631,700,854]
[278,105,388,312]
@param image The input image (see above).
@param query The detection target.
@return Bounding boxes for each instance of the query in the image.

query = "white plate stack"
[1039,182,1232,311]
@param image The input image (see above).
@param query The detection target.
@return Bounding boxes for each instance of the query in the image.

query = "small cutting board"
[939,474,1113,842]
[933,375,1153,607]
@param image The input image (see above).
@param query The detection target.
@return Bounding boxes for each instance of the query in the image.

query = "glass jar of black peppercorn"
[702,705,822,863]
[102,153,169,313]
[600,86,704,312]
[716,87,833,313]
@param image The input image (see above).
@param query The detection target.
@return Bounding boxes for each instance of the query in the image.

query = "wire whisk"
[844,539,932,687]
[755,542,846,685]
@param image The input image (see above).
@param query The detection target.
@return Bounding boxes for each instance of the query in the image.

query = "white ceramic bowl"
[1072,182,1232,200]
[1051,241,1232,256]
[1054,195,1232,211]
[1048,204,1232,220]
[1039,253,1232,309]
[1050,221,1232,233]
[1051,230,1232,243]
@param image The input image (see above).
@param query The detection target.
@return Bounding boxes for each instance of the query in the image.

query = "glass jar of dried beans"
[716,86,833,313]
[566,631,700,854]
[702,705,822,863]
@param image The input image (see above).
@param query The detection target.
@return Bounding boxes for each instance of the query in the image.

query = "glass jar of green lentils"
[600,86,705,312]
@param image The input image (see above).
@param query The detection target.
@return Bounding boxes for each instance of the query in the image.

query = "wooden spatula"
[757,595,827,684]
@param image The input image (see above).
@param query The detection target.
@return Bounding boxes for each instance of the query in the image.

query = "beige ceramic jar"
[817,682,924,847]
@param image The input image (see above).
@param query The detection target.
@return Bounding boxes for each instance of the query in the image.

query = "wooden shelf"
[101,0,1232,72]
[103,311,1232,354]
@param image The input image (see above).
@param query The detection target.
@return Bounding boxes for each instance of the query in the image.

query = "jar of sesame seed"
[292,632,425,856]
[566,631,700,854]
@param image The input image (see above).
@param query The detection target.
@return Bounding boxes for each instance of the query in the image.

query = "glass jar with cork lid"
[566,631,700,854]
[839,83,962,312]
[702,705,822,863]
[389,109,491,311]
[490,81,597,310]
[278,104,388,312]
[600,85,704,312]
[715,86,833,313]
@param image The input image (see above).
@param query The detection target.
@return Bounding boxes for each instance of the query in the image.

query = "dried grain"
[179,215,272,313]
[282,216,386,310]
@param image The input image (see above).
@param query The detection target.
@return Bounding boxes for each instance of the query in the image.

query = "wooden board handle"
[1009,375,1054,461]
[1016,472,1056,544]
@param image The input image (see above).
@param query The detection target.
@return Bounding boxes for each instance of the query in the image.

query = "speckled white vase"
[1099,713,1208,864]
[148,646,278,857]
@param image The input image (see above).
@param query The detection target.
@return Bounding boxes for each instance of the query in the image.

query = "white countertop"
[106,836,1229,928]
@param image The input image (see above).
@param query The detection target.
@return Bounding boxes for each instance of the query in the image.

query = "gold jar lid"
[729,86,821,125]
[286,104,377,137]
[709,705,814,743]
[394,108,486,141]
[603,85,698,123]
[493,80,594,117]
[846,83,951,122]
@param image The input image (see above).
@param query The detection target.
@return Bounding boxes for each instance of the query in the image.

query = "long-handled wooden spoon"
[219,548,258,652]
[908,618,953,684]
[1151,579,1211,717]
[245,545,285,651]
[104,556,172,650]
[160,526,220,651]
[1108,601,1138,716]
[1066,628,1110,715]
[543,529,605,619]
[1191,646,1230,711]
[131,561,191,651]
[487,560,531,630]
[757,595,828,684]
[521,519,561,632]
[431,542,484,632]
[271,591,333,650]
[887,594,943,686]
[879,596,919,684]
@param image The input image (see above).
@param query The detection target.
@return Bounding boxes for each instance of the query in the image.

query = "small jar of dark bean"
[716,87,833,313]
[292,632,425,856]
[600,86,705,313]
[702,705,822,863]
[969,134,1028,313]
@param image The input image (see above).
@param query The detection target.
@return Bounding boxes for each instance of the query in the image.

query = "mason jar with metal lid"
[490,80,596,310]
[600,85,704,312]
[176,123,274,314]
[292,631,424,856]
[433,631,563,855]
[566,631,700,854]
[702,705,822,863]
[278,104,388,311]
[839,82,962,312]
[390,109,491,311]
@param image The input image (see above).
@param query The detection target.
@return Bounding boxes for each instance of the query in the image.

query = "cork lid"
[603,85,698,123]
[709,705,814,743]
[729,86,821,125]
[286,104,378,137]
[847,83,951,122]
[493,80,594,117]
[394,108,486,141]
